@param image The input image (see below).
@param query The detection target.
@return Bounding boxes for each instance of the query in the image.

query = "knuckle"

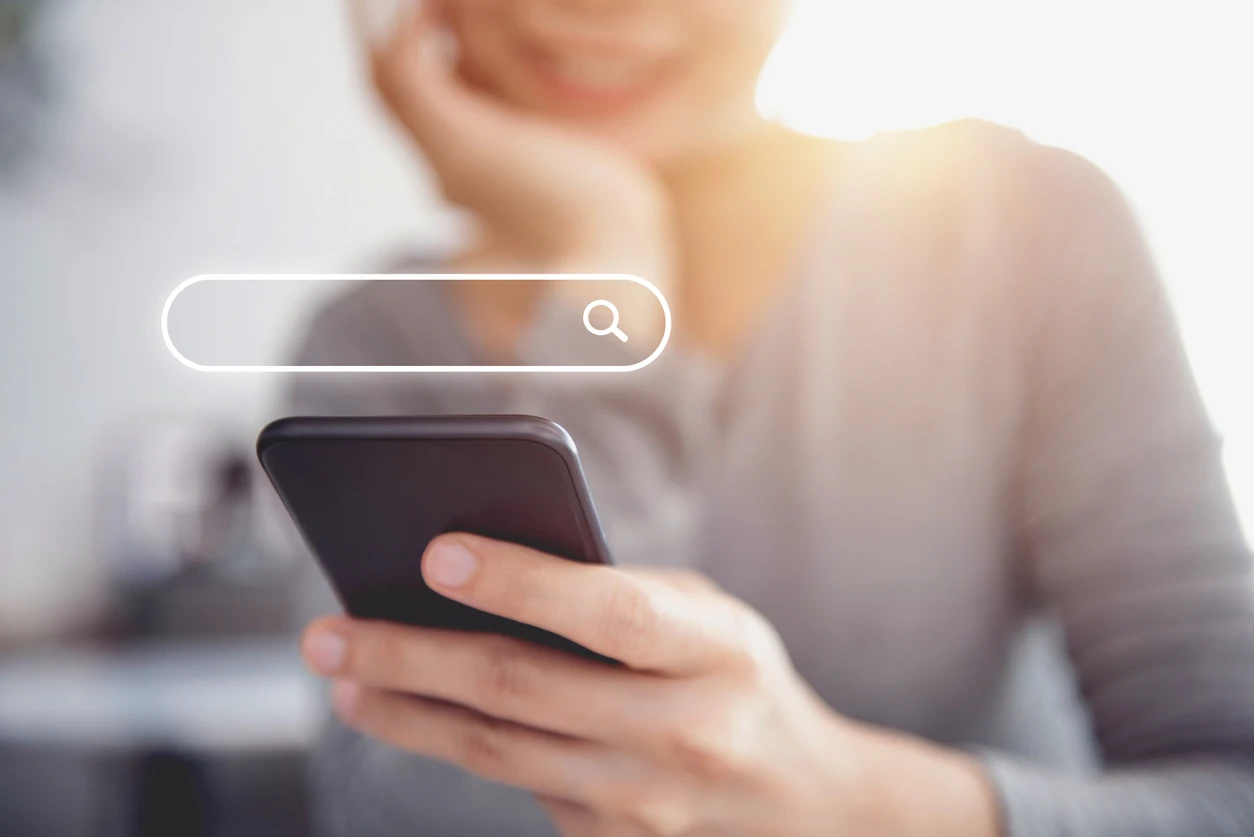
[594,782,647,820]
[598,580,659,659]
[720,602,781,674]
[456,716,512,778]
[474,637,533,710]
[611,788,695,836]
[663,704,758,785]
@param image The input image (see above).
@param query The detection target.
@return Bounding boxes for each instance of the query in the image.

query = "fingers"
[357,0,459,123]
[363,0,505,174]
[333,683,701,831]
[302,616,657,742]
[419,534,743,674]
[368,0,445,94]
[331,681,629,802]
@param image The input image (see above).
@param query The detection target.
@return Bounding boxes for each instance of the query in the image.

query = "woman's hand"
[351,0,673,281]
[301,534,1000,836]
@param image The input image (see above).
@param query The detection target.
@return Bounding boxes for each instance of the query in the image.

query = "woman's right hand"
[352,0,673,282]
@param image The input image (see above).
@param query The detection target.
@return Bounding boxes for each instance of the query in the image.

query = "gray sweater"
[285,120,1254,836]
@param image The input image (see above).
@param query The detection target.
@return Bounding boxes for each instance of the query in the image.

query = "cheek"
[690,26,776,105]
[616,3,782,156]
[690,0,788,84]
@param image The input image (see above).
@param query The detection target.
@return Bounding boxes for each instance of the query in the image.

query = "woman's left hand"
[301,533,998,837]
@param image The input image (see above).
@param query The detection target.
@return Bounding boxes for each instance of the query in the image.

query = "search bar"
[162,274,671,373]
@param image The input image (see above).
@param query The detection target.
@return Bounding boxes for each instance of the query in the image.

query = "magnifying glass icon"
[582,299,628,343]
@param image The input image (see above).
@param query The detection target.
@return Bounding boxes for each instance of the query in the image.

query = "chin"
[472,53,756,165]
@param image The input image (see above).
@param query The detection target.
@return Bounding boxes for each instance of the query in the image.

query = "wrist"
[842,722,1001,837]
[553,198,675,287]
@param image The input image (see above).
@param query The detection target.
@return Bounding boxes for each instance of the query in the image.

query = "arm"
[291,145,1254,837]
[984,147,1254,835]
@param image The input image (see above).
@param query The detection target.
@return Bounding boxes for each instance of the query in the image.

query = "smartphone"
[257,415,614,660]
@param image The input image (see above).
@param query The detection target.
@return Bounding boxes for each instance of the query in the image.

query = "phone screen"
[259,416,613,660]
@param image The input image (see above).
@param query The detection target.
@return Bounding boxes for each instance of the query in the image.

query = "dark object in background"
[93,419,303,639]
[0,416,317,836]
[99,422,261,587]
[0,743,104,837]
[0,743,311,837]
[131,749,211,837]
[0,0,56,179]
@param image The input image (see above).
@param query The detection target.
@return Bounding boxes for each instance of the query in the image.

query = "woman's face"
[446,0,789,162]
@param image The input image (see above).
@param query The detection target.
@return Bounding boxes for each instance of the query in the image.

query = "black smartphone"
[257,415,614,660]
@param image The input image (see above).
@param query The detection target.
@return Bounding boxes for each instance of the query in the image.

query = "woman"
[288,1,1254,834]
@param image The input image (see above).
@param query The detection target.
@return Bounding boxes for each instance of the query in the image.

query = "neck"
[657,117,780,208]
[658,120,837,238]
[648,121,842,356]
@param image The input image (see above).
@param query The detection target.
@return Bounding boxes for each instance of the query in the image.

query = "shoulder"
[838,118,1120,227]
[824,119,1144,302]
[850,118,1105,188]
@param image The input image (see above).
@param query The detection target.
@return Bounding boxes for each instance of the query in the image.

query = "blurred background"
[2,0,1251,834]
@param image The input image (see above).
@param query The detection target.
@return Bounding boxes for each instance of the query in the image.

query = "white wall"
[1,0,449,632]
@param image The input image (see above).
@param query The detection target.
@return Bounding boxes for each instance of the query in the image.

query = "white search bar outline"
[161,274,672,373]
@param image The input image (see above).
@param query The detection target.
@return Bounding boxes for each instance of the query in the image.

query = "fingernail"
[426,540,478,588]
[331,680,361,720]
[305,628,347,675]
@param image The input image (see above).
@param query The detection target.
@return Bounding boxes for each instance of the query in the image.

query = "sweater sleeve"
[983,145,1254,835]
